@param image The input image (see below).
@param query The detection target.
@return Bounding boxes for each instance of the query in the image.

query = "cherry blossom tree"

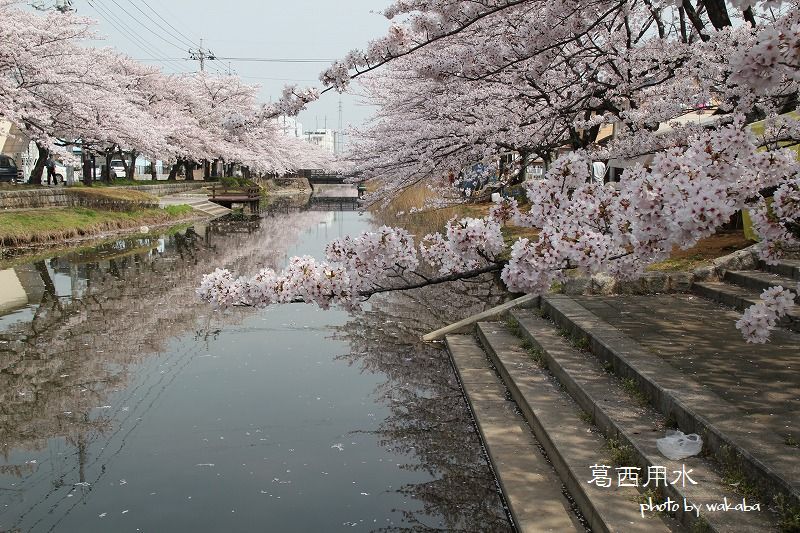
[0,0,327,183]
[200,1,799,343]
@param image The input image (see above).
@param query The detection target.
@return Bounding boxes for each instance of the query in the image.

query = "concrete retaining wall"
[115,182,206,196]
[0,182,205,210]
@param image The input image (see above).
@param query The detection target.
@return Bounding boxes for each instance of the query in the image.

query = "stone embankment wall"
[561,247,758,295]
[0,182,205,210]
[264,176,310,190]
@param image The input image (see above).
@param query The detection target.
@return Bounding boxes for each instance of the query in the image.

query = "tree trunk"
[125,150,137,180]
[678,7,688,43]
[514,150,530,185]
[184,160,195,181]
[681,0,709,41]
[82,150,93,186]
[743,6,756,27]
[168,160,179,181]
[30,142,47,185]
[150,161,157,181]
[102,147,114,183]
[700,0,732,30]
[204,159,211,180]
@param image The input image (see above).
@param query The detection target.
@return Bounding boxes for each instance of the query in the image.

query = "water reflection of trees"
[0,210,330,462]
[337,278,514,532]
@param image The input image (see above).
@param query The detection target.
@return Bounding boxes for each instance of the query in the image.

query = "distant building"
[274,116,303,139]
[303,129,338,155]
[0,120,39,177]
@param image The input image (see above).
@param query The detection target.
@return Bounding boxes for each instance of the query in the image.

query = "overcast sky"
[68,0,393,129]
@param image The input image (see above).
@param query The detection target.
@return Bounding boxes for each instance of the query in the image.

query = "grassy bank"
[373,181,749,272]
[0,204,196,246]
[370,182,538,245]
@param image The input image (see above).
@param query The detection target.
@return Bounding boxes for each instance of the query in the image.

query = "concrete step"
[693,281,800,332]
[474,322,675,533]
[540,294,800,517]
[759,259,800,281]
[445,334,583,532]
[509,309,780,532]
[160,198,232,217]
[724,270,798,293]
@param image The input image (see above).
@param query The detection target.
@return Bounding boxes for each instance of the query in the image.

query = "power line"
[237,75,317,82]
[123,0,198,50]
[105,0,187,53]
[85,0,189,74]
[139,0,201,50]
[133,57,334,63]
[215,57,334,63]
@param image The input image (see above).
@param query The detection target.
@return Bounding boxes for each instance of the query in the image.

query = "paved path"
[573,294,800,439]
[159,193,231,217]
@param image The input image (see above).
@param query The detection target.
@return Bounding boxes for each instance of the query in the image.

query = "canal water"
[0,205,512,532]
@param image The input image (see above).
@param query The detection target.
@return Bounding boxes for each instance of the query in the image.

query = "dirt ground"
[373,184,753,272]
[647,230,752,271]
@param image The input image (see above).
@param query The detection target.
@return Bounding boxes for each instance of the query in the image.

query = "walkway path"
[159,192,231,217]
[574,294,799,437]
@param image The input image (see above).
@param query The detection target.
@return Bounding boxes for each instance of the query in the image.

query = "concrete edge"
[475,323,674,533]
[444,334,580,533]
[422,294,539,342]
[510,309,777,532]
[541,294,800,512]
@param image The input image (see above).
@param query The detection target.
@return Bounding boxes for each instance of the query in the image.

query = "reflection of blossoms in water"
[0,210,331,456]
[336,279,514,532]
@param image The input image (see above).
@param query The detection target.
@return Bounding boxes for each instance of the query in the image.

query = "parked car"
[109,159,126,178]
[51,163,101,183]
[0,154,20,183]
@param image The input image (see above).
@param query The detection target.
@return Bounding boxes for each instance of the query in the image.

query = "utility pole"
[188,38,216,73]
[31,0,73,12]
[337,97,343,155]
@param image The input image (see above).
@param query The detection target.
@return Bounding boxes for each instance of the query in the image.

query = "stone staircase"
[445,259,800,532]
[158,193,231,217]
[693,260,800,332]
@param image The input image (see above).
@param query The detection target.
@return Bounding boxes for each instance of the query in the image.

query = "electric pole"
[31,0,73,12]
[337,97,343,155]
[188,38,216,73]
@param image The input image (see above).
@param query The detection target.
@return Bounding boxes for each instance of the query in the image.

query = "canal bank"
[0,202,512,532]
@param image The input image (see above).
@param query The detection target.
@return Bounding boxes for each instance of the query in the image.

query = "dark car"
[0,154,20,182]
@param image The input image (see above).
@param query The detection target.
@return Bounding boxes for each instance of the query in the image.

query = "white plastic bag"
[656,430,703,460]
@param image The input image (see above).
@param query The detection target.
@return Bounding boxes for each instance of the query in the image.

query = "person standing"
[45,157,57,186]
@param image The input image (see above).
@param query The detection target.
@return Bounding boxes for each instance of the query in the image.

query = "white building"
[274,116,304,139]
[303,129,338,155]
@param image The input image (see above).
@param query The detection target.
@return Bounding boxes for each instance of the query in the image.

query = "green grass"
[646,254,706,272]
[505,317,522,337]
[0,205,197,246]
[717,446,760,500]
[773,493,800,532]
[606,437,636,467]
[163,204,193,216]
[80,178,172,187]
[690,516,712,533]
[65,187,158,206]
[521,341,547,367]
[556,327,590,351]
[621,377,650,406]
